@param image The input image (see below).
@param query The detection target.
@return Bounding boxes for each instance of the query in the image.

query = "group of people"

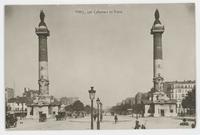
[113,114,146,129]
[180,118,196,128]
[134,118,146,129]
[95,113,197,129]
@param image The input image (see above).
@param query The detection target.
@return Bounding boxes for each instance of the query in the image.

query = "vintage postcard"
[3,2,197,133]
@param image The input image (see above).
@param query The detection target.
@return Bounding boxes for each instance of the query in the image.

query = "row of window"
[173,84,194,89]
[173,89,191,94]
[171,93,186,99]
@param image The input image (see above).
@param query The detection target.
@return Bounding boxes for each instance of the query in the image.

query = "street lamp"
[131,98,134,117]
[135,96,139,119]
[96,97,100,130]
[88,86,96,130]
[99,102,103,122]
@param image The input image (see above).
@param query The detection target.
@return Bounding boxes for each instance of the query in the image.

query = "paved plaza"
[9,115,194,130]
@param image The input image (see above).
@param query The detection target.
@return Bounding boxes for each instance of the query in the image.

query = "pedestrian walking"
[100,113,103,122]
[141,124,146,129]
[114,114,118,124]
[94,114,96,121]
[191,120,196,128]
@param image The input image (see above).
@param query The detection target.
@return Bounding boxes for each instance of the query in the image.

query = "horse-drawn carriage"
[180,118,189,126]
[6,113,17,128]
[39,113,47,122]
[55,112,66,121]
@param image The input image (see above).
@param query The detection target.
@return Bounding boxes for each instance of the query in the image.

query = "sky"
[5,4,195,107]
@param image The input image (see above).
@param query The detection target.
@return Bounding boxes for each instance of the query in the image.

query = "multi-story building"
[7,96,30,117]
[5,88,15,102]
[163,80,195,114]
[22,87,39,100]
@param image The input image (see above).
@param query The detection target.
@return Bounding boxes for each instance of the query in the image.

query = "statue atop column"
[39,10,47,27]
[153,9,161,25]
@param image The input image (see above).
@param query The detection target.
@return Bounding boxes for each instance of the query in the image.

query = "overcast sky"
[5,4,195,107]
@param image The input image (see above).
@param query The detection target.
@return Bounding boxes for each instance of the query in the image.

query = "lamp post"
[88,86,96,130]
[131,99,133,117]
[96,97,100,130]
[135,96,138,119]
[100,102,103,122]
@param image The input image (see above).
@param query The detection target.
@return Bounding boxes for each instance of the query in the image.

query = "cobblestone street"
[9,115,194,130]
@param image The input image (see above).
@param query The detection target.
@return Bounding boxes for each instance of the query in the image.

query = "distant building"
[5,88,15,102]
[121,100,126,105]
[163,80,195,114]
[60,97,79,106]
[22,87,39,100]
[7,96,30,117]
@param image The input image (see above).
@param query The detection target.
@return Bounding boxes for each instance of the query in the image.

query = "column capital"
[151,25,164,34]
[35,27,50,36]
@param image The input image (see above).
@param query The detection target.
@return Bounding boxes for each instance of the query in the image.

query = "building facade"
[23,88,39,100]
[5,88,15,102]
[163,80,195,114]
[7,97,29,117]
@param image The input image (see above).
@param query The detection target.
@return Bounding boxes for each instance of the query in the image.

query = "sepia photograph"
[4,3,196,131]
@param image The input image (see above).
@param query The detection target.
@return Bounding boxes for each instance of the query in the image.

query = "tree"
[72,100,84,112]
[182,87,196,115]
[84,105,91,114]
[65,104,73,112]
[110,102,132,115]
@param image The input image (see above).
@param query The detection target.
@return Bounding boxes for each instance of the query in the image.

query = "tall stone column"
[151,9,164,92]
[35,10,50,104]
